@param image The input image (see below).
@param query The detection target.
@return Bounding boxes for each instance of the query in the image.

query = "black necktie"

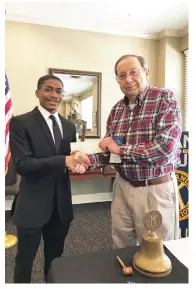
[49,115,62,153]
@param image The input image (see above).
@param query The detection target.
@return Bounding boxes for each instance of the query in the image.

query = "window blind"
[184,49,188,130]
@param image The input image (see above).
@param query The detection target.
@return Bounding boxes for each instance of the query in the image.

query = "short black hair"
[114,54,148,75]
[37,75,64,90]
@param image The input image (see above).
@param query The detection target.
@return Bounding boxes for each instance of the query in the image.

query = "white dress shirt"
[38,105,63,144]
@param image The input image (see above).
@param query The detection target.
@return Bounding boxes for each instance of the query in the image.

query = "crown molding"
[180,26,188,37]
[157,26,188,40]
[5,15,158,40]
[5,15,188,41]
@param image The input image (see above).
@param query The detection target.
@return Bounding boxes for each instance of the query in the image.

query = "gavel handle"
[116,256,126,268]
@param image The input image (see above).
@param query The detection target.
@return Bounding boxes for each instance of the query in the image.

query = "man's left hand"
[99,137,120,154]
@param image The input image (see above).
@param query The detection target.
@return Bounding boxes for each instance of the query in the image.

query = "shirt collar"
[38,105,59,121]
[123,85,151,106]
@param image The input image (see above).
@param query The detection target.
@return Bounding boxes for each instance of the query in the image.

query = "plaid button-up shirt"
[88,85,182,181]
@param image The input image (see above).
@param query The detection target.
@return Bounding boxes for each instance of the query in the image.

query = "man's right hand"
[73,151,90,167]
[65,152,90,173]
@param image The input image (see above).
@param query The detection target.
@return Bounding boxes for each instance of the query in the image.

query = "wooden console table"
[69,165,116,181]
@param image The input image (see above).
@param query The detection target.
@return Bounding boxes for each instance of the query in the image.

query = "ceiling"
[5,1,189,39]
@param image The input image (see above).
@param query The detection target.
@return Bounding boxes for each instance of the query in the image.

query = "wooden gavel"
[116,256,133,275]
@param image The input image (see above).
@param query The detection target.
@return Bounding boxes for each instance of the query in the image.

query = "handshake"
[65,151,90,174]
[66,137,121,174]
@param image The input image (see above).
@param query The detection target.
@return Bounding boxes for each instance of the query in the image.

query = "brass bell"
[133,210,172,278]
[5,231,17,249]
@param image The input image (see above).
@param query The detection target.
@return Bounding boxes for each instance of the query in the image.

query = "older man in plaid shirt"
[76,54,182,248]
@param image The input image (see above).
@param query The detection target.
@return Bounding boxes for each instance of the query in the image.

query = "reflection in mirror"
[49,68,101,139]
[69,119,87,142]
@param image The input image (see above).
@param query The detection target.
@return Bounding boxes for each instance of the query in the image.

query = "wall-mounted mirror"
[49,68,101,139]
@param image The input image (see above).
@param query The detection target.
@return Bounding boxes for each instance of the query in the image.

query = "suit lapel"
[31,107,56,154]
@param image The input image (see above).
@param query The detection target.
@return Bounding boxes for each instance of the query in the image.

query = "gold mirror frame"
[49,68,102,139]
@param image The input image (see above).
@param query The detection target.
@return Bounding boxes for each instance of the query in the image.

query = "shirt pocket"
[128,120,156,143]
[139,121,156,142]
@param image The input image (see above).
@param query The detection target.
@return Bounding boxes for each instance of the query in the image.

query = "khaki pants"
[111,173,179,249]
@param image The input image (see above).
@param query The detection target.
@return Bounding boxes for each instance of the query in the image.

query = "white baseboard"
[5,193,112,210]
[72,192,112,204]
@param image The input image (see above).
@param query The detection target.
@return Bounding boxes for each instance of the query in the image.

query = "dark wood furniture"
[69,165,116,180]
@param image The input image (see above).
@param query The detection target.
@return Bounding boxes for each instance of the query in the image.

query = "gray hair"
[114,54,148,75]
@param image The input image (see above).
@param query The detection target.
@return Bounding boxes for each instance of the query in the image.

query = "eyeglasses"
[43,87,65,95]
[116,68,143,82]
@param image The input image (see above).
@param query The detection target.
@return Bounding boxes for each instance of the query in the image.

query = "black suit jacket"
[9,107,76,228]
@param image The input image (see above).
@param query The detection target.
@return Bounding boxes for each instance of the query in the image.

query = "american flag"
[5,74,14,175]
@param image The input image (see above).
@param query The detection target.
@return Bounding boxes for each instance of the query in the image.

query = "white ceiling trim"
[5,15,188,41]
[157,27,188,40]
[5,15,159,40]
[180,26,189,36]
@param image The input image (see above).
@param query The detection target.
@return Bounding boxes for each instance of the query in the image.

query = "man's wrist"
[116,146,121,154]
[87,154,96,167]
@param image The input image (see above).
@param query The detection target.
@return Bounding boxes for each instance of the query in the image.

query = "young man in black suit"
[10,75,89,283]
